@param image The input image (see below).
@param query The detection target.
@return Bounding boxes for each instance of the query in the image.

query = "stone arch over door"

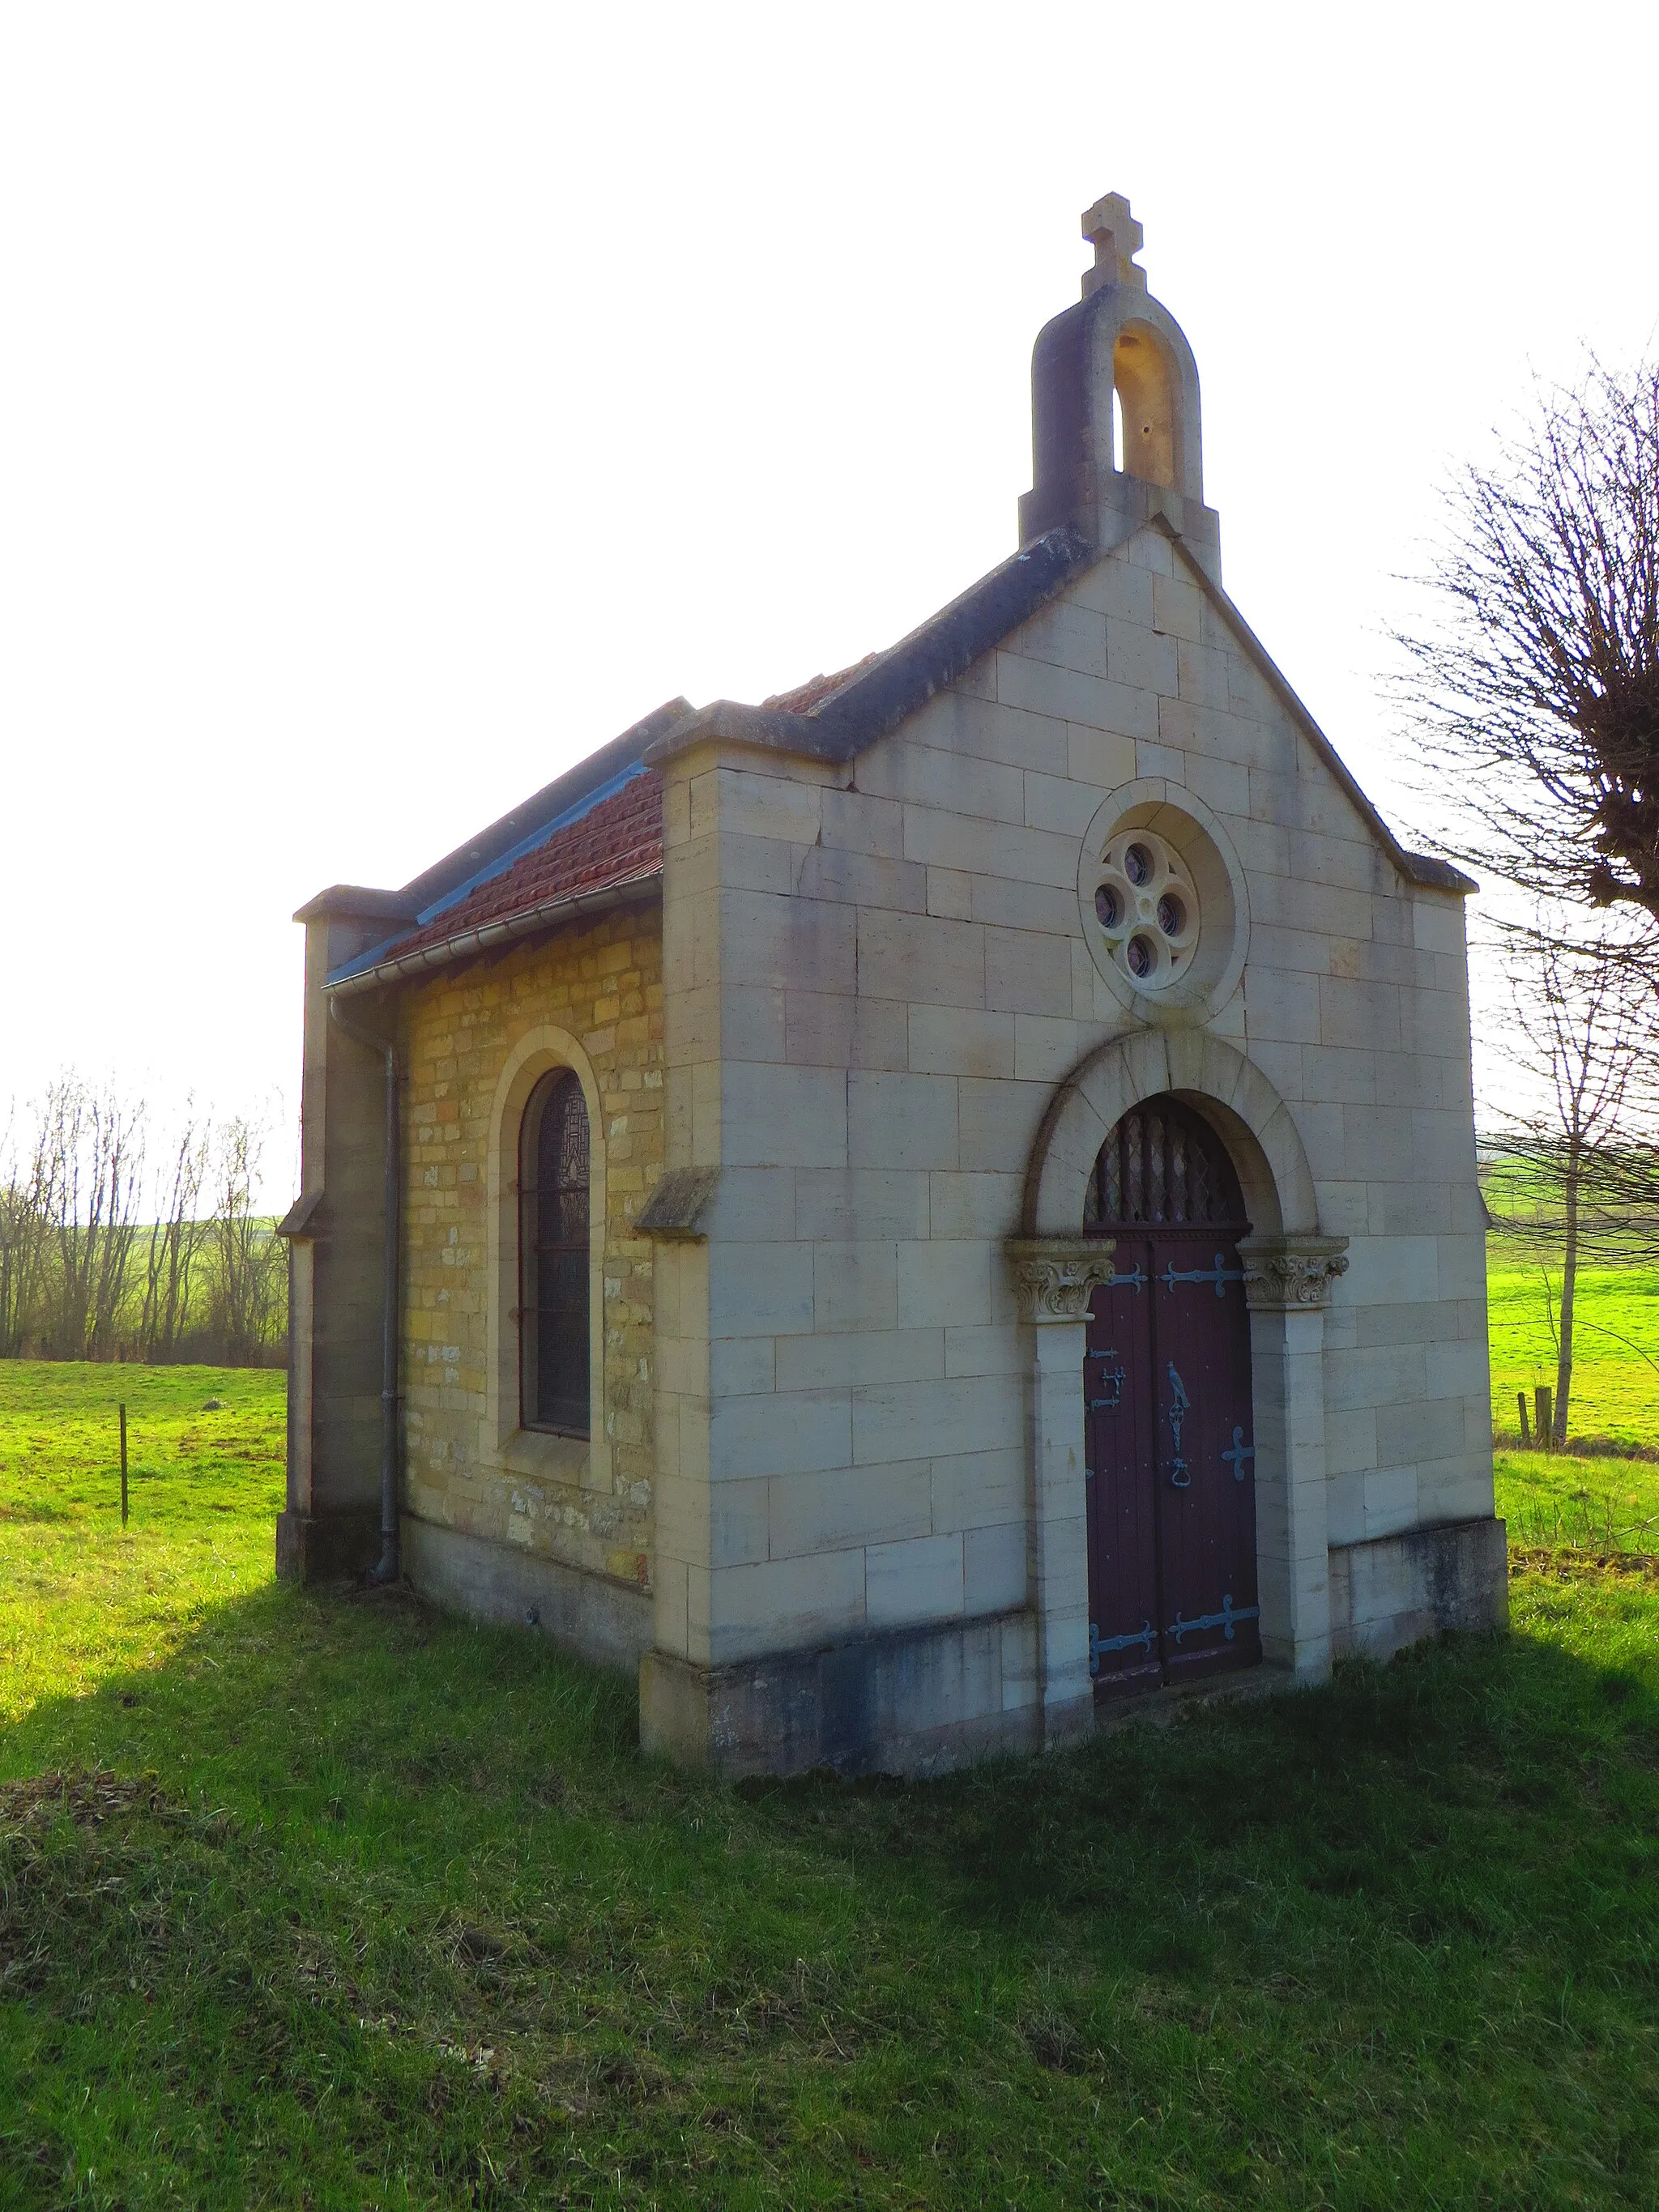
[1009,1031,1347,1748]
[1022,1029,1319,1242]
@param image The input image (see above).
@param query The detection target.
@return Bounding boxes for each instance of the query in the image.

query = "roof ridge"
[647,527,1094,770]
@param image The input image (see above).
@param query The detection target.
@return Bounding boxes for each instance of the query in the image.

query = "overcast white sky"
[3,2,1657,1199]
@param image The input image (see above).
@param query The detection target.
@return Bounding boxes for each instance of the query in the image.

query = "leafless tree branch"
[1392,359,1659,919]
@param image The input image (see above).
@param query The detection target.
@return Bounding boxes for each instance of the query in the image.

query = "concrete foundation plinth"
[401,1517,650,1672]
[639,1609,1056,1779]
[1329,1515,1508,1661]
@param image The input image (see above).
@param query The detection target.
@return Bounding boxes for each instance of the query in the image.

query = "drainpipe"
[327,993,402,1584]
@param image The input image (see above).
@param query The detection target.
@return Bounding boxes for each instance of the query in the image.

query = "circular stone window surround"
[1076,780,1250,1022]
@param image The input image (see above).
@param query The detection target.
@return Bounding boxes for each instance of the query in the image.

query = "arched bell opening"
[1080,1093,1261,1698]
[1111,322,1179,490]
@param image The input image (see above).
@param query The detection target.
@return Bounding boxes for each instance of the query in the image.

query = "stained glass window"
[519,1069,591,1434]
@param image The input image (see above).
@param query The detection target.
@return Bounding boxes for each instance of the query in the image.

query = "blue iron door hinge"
[1165,1593,1260,1645]
[1160,1252,1243,1297]
[1089,1618,1154,1674]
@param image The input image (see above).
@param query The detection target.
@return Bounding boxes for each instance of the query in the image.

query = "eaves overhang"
[305,694,686,998]
[324,866,663,1000]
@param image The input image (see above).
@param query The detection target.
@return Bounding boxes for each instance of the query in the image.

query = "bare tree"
[35,1077,147,1359]
[139,1113,211,1361]
[208,1115,286,1365]
[0,1108,50,1356]
[1484,924,1657,1440]
[1393,360,1659,919]
[0,1077,291,1364]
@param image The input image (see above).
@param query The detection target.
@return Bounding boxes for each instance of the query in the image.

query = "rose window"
[1090,830,1198,991]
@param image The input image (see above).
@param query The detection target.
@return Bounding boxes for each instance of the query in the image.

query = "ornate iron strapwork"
[1092,1596,1260,1673]
[1166,1362,1191,1486]
[1090,1617,1154,1673]
[1161,1251,1245,1298]
[1222,1426,1256,1481]
[1166,1593,1260,1645]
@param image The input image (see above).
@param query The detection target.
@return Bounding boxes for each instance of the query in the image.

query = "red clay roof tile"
[388,768,663,961]
[365,651,887,974]
[761,654,878,714]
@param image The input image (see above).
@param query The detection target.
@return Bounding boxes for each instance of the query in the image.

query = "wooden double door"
[1082,1097,1261,1698]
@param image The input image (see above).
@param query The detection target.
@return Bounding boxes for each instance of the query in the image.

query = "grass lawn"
[1495,1444,1659,1553]
[1487,1247,1659,1448]
[3,1363,1659,2208]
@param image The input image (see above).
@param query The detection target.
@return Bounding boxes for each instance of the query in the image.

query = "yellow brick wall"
[397,901,663,1590]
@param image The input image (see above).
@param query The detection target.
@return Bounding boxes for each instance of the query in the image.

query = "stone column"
[1007,1239,1117,1750]
[1239,1234,1349,1681]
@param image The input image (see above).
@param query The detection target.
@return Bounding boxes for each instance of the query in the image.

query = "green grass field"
[1487,1224,1659,1536]
[1495,1443,1659,1551]
[1488,1246,1659,1447]
[3,1361,1659,2208]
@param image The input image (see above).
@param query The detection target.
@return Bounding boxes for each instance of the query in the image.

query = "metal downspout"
[327,995,402,1584]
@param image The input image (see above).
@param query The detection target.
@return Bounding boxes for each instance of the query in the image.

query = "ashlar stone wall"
[399,902,664,1596]
[651,518,1491,1684]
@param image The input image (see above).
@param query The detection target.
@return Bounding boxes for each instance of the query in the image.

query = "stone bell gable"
[279,193,1505,1779]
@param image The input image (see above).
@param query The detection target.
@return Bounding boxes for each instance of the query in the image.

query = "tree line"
[1397,356,1659,1443]
[0,1077,288,1366]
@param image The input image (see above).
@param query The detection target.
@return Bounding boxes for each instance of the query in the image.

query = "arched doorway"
[1082,1094,1260,1698]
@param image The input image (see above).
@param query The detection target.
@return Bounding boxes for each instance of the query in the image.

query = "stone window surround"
[484,1023,612,1493]
[1077,780,1250,1022]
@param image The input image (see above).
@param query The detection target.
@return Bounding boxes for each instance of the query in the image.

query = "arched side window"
[518,1068,591,1436]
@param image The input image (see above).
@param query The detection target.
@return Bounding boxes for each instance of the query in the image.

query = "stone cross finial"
[1081,192,1147,298]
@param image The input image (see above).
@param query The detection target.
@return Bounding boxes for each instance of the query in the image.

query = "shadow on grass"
[743,1589,1659,1950]
[4,1565,1658,1956]
[3,1566,1658,2208]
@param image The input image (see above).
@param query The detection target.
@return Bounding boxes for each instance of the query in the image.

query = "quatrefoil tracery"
[1090,829,1198,993]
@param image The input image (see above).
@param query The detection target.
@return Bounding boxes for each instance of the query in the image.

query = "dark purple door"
[1083,1098,1260,1698]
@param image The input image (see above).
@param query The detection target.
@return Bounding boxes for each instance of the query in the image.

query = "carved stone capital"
[1239,1234,1350,1311]
[1005,1237,1117,1323]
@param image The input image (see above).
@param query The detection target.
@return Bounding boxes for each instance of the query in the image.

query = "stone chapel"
[278,194,1508,1775]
